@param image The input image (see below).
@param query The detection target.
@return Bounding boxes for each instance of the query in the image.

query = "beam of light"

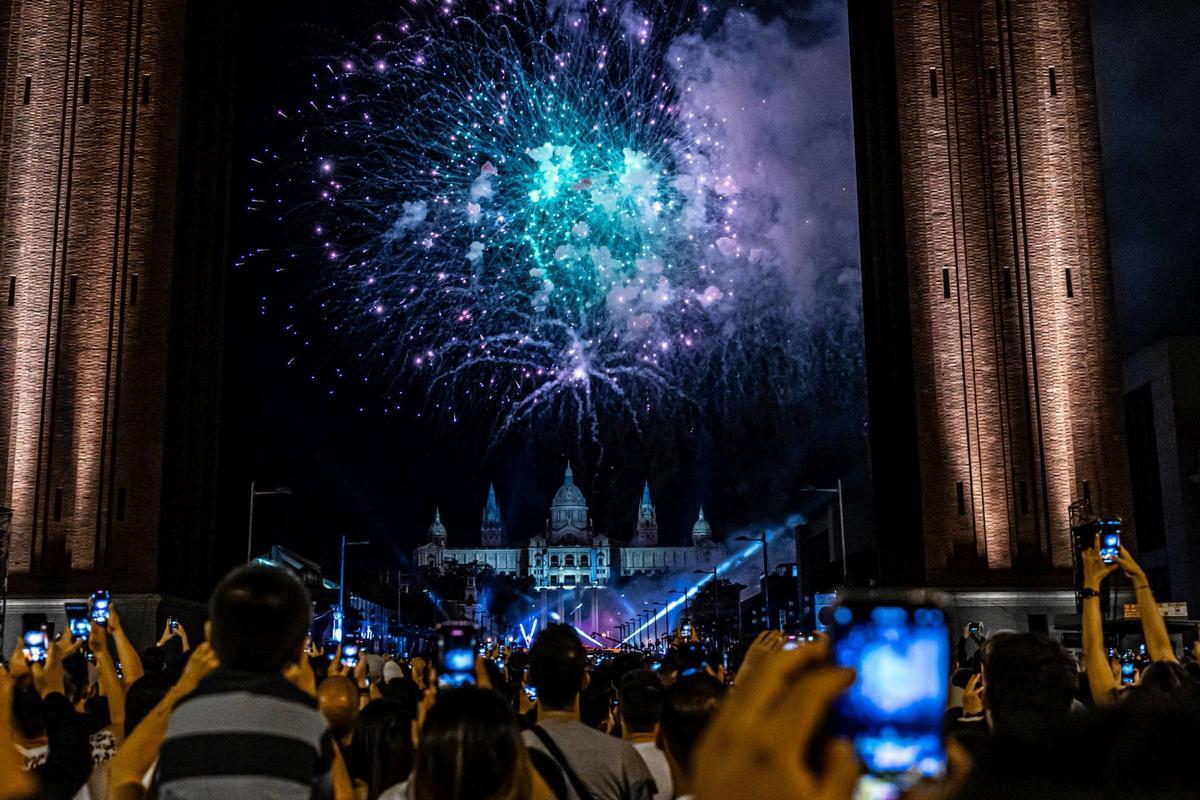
[619,525,792,644]
[519,617,538,648]
[574,626,606,648]
[248,0,820,449]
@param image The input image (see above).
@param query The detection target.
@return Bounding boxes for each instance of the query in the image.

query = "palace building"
[413,464,720,590]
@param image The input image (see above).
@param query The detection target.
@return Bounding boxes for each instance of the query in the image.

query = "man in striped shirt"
[156,564,340,799]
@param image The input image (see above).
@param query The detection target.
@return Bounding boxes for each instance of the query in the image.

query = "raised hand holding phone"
[693,643,859,800]
[435,623,478,689]
[20,613,51,666]
[31,634,83,699]
[1082,535,1118,590]
[65,603,91,646]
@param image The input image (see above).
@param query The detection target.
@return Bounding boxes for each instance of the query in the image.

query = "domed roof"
[692,507,712,539]
[551,463,587,510]
[429,508,447,540]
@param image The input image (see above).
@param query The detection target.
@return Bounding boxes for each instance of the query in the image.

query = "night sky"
[213,0,1200,583]
[1090,0,1200,355]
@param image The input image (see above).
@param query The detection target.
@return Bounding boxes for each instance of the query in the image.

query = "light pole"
[693,568,719,644]
[670,588,690,629]
[640,611,651,649]
[647,601,664,651]
[736,532,772,629]
[802,481,847,584]
[338,535,370,640]
[247,481,292,563]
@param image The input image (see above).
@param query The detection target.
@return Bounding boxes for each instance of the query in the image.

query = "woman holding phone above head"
[1081,534,1181,706]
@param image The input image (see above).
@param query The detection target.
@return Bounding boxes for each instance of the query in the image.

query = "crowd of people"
[2,535,1198,800]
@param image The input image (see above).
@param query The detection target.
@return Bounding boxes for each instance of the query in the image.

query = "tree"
[413,561,533,634]
[690,578,745,651]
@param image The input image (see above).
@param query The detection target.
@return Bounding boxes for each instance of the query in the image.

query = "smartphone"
[324,640,339,662]
[436,622,478,688]
[168,616,179,635]
[90,590,111,627]
[65,602,90,644]
[678,642,710,676]
[523,684,538,702]
[1120,655,1136,686]
[1100,532,1120,565]
[831,590,951,791]
[341,634,361,668]
[22,614,49,664]
[680,619,692,638]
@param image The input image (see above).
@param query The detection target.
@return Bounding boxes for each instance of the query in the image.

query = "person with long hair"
[401,687,532,800]
[349,699,416,800]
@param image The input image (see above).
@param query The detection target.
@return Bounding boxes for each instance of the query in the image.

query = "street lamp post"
[338,535,370,640]
[736,532,772,629]
[670,589,690,629]
[247,481,292,563]
[647,601,664,651]
[802,481,847,584]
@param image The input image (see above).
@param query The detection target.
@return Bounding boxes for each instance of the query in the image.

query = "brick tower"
[0,0,232,602]
[851,0,1132,585]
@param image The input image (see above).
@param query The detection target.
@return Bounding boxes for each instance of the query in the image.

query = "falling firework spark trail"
[248,0,836,448]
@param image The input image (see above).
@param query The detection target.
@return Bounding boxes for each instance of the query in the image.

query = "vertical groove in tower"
[0,0,214,592]
[887,0,1132,583]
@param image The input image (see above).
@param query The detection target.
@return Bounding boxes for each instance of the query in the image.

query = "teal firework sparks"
[253,1,787,443]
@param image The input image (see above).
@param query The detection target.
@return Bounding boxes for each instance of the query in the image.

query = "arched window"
[579,554,589,567]
[550,555,559,567]
[564,554,575,567]
[597,555,605,566]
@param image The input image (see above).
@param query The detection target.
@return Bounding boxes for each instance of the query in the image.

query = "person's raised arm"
[108,642,219,800]
[734,630,784,687]
[105,605,144,686]
[90,620,126,745]
[1082,537,1119,705]
[693,643,860,800]
[1116,547,1177,663]
[0,664,37,800]
[31,636,92,800]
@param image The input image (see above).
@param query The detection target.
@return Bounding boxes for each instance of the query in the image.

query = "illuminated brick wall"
[0,0,229,594]
[888,0,1131,582]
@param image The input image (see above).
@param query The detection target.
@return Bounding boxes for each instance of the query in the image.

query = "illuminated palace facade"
[414,464,720,592]
[852,0,1132,587]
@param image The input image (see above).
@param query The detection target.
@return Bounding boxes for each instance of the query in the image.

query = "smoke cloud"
[668,3,861,324]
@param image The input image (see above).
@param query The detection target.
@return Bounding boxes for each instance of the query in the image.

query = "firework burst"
[249,0,833,447]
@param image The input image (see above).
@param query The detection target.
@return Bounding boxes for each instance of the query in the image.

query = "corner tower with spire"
[428,508,447,546]
[480,483,505,547]
[631,482,659,546]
